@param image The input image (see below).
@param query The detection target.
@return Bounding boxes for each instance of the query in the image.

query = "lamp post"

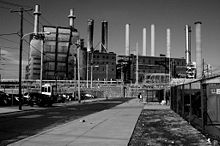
[76,39,81,103]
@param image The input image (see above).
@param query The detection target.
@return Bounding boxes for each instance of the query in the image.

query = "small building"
[87,51,116,81]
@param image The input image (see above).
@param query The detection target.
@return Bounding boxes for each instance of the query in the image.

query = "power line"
[23,16,34,26]
[0,45,18,49]
[41,15,52,26]
[0,36,19,44]
[0,6,11,10]
[0,0,32,9]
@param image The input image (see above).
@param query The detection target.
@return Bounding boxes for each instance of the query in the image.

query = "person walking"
[138,93,143,102]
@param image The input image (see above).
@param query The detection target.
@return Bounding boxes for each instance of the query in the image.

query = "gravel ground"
[128,104,211,146]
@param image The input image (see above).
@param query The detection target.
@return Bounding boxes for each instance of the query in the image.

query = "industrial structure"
[22,5,209,87]
[25,6,116,83]
[117,54,186,84]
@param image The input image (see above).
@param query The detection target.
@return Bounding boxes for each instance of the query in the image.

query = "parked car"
[7,94,20,105]
[75,92,95,101]
[0,91,10,106]
[24,92,53,107]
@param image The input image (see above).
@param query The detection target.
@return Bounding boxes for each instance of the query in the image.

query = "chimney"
[87,19,94,52]
[125,24,130,56]
[101,21,108,52]
[151,24,155,56]
[68,9,76,28]
[33,5,41,35]
[195,21,202,78]
[185,25,192,65]
[166,28,171,58]
[143,28,147,56]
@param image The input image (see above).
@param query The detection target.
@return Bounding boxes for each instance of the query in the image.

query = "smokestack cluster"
[33,5,41,35]
[87,19,94,52]
[195,21,202,78]
[68,9,76,28]
[142,28,147,56]
[101,21,108,52]
[125,24,130,56]
[151,24,155,56]
[185,25,192,65]
[166,28,171,58]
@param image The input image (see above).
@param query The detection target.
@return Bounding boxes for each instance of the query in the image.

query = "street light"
[75,39,81,103]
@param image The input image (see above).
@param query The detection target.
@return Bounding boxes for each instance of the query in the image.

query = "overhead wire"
[0,36,19,44]
[0,0,32,9]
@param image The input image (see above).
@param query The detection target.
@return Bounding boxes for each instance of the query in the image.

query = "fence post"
[182,84,185,117]
[189,83,192,124]
[176,86,179,114]
[201,81,207,132]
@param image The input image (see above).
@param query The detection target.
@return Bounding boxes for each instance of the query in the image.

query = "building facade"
[26,26,81,80]
[88,51,116,81]
[117,54,186,83]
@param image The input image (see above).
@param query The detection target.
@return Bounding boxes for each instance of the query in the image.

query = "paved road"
[0,98,131,146]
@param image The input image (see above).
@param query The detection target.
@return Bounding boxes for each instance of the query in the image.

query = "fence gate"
[125,86,164,103]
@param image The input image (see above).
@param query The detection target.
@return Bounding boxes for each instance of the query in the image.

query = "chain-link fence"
[170,76,220,141]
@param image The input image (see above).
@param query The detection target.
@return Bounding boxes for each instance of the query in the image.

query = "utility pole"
[76,39,81,103]
[135,42,139,85]
[11,7,32,110]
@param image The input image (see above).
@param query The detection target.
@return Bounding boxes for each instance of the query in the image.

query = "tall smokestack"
[143,28,147,56]
[33,5,41,35]
[195,21,202,78]
[188,26,192,64]
[185,25,192,65]
[125,24,130,56]
[151,24,155,56]
[166,28,171,58]
[87,19,94,52]
[68,9,76,28]
[101,21,108,52]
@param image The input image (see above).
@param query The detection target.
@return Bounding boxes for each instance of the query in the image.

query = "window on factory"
[106,56,109,59]
[103,56,105,59]
[33,67,40,70]
[33,62,40,65]
[112,69,114,71]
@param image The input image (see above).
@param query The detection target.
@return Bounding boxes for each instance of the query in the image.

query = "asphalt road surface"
[0,98,131,146]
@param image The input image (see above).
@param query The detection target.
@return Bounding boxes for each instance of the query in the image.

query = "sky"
[1,0,220,79]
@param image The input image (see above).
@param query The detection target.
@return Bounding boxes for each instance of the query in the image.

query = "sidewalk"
[9,98,144,146]
[129,102,211,146]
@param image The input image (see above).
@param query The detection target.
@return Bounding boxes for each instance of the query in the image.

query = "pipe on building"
[101,21,108,52]
[195,21,202,78]
[125,24,130,56]
[87,19,94,52]
[166,28,171,58]
[151,24,155,56]
[68,9,76,28]
[33,5,41,35]
[143,28,147,56]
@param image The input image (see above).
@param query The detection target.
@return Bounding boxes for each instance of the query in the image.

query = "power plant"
[12,4,208,84]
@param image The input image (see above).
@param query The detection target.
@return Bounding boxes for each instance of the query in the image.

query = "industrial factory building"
[25,4,198,85]
[25,5,116,82]
[117,54,186,83]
